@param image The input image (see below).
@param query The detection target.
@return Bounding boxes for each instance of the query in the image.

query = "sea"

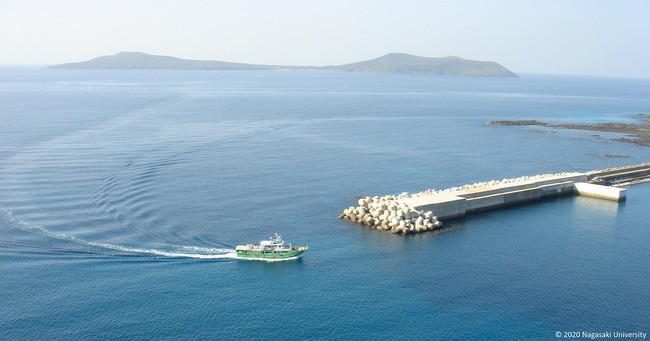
[1,68,649,340]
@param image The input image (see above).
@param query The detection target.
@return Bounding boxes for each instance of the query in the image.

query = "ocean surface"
[1,68,649,340]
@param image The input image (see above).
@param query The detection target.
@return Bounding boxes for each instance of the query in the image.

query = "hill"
[48,52,517,77]
[48,51,277,70]
[324,53,517,77]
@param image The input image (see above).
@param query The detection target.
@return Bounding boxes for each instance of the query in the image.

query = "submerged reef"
[489,113,650,146]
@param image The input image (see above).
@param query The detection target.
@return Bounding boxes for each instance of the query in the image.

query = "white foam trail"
[179,245,235,254]
[86,241,237,259]
[3,209,237,259]
[5,210,78,242]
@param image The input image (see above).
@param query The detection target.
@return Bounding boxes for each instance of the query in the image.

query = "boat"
[235,233,308,259]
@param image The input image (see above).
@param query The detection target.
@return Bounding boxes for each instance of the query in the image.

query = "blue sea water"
[0,68,649,340]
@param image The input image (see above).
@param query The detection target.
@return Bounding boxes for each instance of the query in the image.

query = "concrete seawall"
[398,174,591,220]
[574,182,627,201]
[341,163,649,233]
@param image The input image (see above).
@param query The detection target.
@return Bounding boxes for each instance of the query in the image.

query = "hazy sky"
[1,0,649,77]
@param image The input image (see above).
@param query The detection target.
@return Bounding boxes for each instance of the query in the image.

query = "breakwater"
[340,196,443,234]
[341,163,650,234]
[587,162,650,186]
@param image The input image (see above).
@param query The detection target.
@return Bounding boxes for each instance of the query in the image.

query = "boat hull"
[235,246,308,259]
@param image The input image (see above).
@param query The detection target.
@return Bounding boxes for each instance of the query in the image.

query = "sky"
[1,0,649,77]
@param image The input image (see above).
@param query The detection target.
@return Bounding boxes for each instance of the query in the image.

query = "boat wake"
[87,242,238,260]
[2,209,239,260]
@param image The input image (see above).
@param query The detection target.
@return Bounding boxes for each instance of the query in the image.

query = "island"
[321,53,517,77]
[48,51,517,77]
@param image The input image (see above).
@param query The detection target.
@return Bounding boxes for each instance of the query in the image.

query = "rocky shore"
[489,113,650,146]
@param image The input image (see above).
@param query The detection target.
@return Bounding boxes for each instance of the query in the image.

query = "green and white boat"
[235,233,308,260]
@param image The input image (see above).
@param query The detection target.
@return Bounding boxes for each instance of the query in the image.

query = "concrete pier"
[398,173,590,220]
[394,164,650,220]
[574,182,627,201]
[341,162,650,233]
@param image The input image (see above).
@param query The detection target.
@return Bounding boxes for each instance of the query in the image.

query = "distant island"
[322,53,517,77]
[48,51,517,77]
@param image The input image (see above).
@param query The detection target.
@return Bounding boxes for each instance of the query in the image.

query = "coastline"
[488,113,650,146]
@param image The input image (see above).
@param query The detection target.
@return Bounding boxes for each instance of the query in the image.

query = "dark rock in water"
[488,114,650,147]
[600,154,629,159]
[488,120,549,126]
